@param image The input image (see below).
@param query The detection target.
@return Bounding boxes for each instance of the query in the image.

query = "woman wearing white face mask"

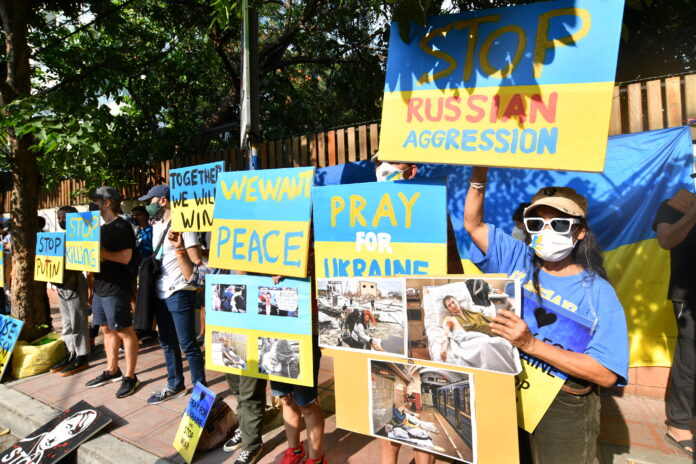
[464,167,628,464]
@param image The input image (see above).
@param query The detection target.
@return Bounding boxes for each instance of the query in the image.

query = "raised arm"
[464,167,490,254]
[656,201,696,250]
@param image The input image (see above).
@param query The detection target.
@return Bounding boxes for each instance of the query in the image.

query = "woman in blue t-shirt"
[464,167,629,464]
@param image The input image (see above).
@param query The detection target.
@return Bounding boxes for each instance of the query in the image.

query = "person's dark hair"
[37,216,46,230]
[512,202,530,223]
[442,295,457,309]
[346,308,364,332]
[131,206,148,216]
[529,217,608,299]
[57,206,78,214]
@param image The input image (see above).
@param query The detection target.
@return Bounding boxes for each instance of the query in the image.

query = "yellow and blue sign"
[174,382,216,463]
[312,179,447,278]
[515,288,593,432]
[205,273,314,386]
[34,232,65,284]
[65,211,100,273]
[170,161,225,232]
[0,315,23,380]
[208,167,314,277]
[0,248,4,288]
[379,0,625,172]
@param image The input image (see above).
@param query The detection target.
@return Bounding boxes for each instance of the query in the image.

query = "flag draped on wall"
[315,126,694,367]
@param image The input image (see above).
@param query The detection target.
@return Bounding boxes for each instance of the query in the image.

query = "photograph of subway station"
[369,360,475,463]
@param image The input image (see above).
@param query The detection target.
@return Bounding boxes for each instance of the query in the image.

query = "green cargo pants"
[226,374,267,450]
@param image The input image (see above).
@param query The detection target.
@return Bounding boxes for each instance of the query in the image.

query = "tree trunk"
[0,0,48,341]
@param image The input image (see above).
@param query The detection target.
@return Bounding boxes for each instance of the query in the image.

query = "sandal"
[665,432,695,456]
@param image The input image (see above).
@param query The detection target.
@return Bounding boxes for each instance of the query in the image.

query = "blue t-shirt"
[470,224,629,386]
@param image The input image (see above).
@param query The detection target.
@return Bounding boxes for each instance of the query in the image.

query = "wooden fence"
[5,72,696,213]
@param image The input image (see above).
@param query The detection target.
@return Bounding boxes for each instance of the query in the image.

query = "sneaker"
[279,444,305,464]
[147,386,187,405]
[116,376,141,398]
[50,353,73,373]
[234,446,263,464]
[223,429,243,452]
[85,369,122,388]
[60,356,89,377]
[304,455,327,464]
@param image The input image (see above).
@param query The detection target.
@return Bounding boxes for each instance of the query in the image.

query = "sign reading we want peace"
[378,0,625,172]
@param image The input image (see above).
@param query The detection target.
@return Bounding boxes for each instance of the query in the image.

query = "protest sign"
[515,287,593,432]
[208,167,314,277]
[205,274,314,386]
[65,211,100,272]
[170,161,225,232]
[329,349,518,463]
[0,400,110,464]
[174,382,216,463]
[0,314,23,379]
[34,232,65,284]
[378,0,625,172]
[313,179,447,278]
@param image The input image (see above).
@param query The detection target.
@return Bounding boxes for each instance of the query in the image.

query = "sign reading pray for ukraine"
[34,232,65,284]
[208,167,314,278]
[379,0,625,172]
[170,161,225,232]
[312,179,447,278]
[65,211,100,273]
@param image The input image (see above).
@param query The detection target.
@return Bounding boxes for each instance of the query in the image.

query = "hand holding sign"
[491,309,536,351]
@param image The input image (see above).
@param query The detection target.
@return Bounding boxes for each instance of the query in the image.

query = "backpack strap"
[154,221,171,258]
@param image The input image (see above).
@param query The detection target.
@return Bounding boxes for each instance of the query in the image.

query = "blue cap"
[138,184,170,201]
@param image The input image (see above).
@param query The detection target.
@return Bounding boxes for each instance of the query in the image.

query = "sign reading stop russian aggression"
[65,211,100,273]
[170,161,225,232]
[379,0,625,172]
[312,179,447,278]
[209,167,314,278]
[34,232,65,284]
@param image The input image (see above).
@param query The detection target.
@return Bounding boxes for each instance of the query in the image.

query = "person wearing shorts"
[273,342,326,464]
[84,187,140,398]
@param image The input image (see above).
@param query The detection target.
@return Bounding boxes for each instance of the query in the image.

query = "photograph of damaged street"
[370,360,475,463]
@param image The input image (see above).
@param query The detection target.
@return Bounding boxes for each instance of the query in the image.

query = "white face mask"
[529,229,577,262]
[376,163,407,182]
[511,226,526,241]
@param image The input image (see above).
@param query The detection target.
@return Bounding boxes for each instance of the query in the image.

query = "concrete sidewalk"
[0,305,692,463]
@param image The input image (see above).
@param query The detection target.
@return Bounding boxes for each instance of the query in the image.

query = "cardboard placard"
[313,179,448,278]
[0,314,23,380]
[34,232,65,284]
[65,211,100,272]
[205,274,314,386]
[170,161,225,232]
[0,400,110,464]
[378,0,625,172]
[174,382,216,463]
[208,167,314,277]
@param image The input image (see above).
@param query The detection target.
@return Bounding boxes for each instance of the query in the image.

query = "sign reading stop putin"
[379,0,625,172]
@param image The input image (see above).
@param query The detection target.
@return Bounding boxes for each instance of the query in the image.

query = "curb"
[0,381,290,464]
[0,382,177,463]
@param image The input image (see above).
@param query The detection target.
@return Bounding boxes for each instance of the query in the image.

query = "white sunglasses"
[523,217,581,234]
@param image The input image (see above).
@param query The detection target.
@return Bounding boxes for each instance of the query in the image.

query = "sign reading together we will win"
[378,0,625,172]
[170,161,225,232]
[208,167,314,278]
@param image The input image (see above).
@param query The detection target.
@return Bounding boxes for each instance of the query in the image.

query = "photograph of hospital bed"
[406,277,522,375]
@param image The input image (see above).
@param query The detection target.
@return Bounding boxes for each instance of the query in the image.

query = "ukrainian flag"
[416,125,694,367]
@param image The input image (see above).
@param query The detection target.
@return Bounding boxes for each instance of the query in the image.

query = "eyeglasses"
[523,217,580,234]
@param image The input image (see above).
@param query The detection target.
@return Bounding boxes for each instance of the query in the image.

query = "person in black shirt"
[83,187,141,398]
[654,193,696,455]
